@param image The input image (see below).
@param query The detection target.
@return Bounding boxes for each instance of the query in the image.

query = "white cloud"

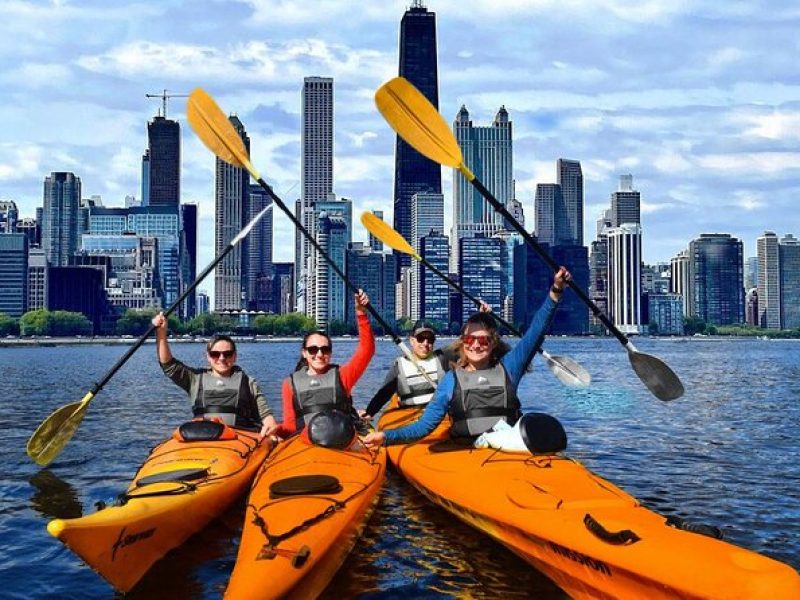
[696,152,800,175]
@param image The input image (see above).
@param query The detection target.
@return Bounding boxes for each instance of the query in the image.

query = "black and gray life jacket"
[290,366,350,431]
[396,354,445,406]
[192,369,260,429]
[450,364,521,437]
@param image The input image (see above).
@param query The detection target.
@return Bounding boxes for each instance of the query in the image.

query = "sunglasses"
[304,345,332,356]
[462,334,492,348]
[414,333,435,344]
[208,350,235,360]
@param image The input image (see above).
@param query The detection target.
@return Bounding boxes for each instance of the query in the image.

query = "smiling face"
[206,339,236,377]
[302,333,332,375]
[410,331,435,359]
[461,322,496,370]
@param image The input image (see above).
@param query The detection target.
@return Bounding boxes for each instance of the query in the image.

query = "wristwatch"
[551,284,564,295]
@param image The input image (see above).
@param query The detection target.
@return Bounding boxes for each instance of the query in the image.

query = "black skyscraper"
[393,1,441,279]
[146,116,180,208]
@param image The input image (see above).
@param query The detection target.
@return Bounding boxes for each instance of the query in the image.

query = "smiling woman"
[150,312,279,437]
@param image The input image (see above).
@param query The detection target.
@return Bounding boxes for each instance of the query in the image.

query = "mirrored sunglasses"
[462,334,491,348]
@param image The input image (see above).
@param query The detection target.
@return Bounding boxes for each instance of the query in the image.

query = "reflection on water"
[28,469,82,520]
[1,338,798,598]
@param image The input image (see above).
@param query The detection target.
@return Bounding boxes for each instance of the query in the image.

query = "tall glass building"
[689,233,744,326]
[452,105,512,272]
[0,233,28,317]
[215,116,250,311]
[393,1,441,278]
[459,236,507,319]
[779,234,800,329]
[145,116,180,208]
[42,172,81,267]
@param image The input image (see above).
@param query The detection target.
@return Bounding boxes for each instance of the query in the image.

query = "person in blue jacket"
[363,267,570,448]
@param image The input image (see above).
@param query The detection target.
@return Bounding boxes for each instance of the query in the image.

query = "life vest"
[289,366,350,431]
[450,364,521,437]
[396,353,445,406]
[192,369,261,430]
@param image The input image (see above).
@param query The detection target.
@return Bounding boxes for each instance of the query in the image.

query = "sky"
[2,0,799,293]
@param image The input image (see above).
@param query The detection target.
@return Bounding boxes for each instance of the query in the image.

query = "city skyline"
[1,1,799,284]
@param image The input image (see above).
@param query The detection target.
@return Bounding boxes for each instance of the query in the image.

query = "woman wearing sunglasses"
[151,312,278,437]
[363,267,571,448]
[275,290,375,437]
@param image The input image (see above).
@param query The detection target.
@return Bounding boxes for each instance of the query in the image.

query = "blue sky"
[1,0,799,284]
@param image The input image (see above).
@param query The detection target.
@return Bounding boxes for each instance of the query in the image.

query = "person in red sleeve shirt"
[275,290,375,438]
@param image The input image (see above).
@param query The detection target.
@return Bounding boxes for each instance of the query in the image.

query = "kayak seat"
[269,474,342,499]
[135,467,210,487]
[174,419,237,442]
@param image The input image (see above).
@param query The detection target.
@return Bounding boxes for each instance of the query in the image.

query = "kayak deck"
[379,404,800,599]
[225,435,386,599]
[48,426,271,593]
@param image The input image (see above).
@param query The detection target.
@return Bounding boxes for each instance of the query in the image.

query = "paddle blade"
[375,77,464,170]
[187,88,260,180]
[26,394,93,466]
[628,349,684,401]
[542,353,592,389]
[360,212,418,257]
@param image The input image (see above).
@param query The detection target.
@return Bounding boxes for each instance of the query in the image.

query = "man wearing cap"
[361,319,452,419]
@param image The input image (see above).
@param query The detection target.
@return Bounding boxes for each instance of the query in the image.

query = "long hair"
[206,334,237,354]
[293,330,333,371]
[453,312,510,368]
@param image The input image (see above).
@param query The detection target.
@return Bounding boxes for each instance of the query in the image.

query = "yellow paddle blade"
[187,88,261,180]
[360,212,419,259]
[26,393,93,466]
[375,77,471,177]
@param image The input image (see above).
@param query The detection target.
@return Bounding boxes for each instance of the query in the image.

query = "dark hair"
[206,335,236,354]
[293,330,333,371]
[454,312,510,368]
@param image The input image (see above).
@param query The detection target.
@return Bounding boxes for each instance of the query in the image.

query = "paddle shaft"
[469,176,629,347]
[253,177,401,344]
[89,204,274,395]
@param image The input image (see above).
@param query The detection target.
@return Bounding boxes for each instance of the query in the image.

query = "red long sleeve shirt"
[276,312,374,437]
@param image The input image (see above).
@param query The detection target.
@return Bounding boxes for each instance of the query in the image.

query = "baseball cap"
[411,320,436,336]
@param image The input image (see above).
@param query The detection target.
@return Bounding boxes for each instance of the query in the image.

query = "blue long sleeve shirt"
[383,295,559,445]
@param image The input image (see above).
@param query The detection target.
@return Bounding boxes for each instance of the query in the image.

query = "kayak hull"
[225,435,386,599]
[47,425,271,592]
[378,403,800,600]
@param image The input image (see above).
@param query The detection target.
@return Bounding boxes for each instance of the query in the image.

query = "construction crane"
[145,89,189,118]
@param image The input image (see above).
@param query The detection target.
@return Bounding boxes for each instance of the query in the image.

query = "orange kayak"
[378,401,800,599]
[225,434,386,599]
[48,422,271,593]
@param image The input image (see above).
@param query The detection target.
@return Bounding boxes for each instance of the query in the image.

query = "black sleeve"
[364,361,400,417]
[437,347,458,371]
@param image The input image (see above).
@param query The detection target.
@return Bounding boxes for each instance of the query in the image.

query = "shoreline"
[1,334,796,348]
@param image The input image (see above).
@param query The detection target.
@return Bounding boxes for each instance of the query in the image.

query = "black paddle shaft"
[255,177,401,344]
[470,178,629,346]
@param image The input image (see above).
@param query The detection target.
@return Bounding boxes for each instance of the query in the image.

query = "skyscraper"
[534,183,560,246]
[417,232,449,324]
[316,211,348,329]
[459,236,507,318]
[42,172,81,266]
[394,1,441,278]
[756,231,780,329]
[0,200,18,233]
[180,203,198,318]
[0,233,28,317]
[144,116,180,208]
[214,116,250,311]
[346,242,396,331]
[607,223,643,334]
[779,234,800,329]
[452,105,513,272]
[557,159,584,246]
[296,76,334,313]
[610,174,640,228]
[689,234,744,326]
[245,184,273,311]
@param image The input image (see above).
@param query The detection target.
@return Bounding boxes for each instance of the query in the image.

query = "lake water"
[1,337,798,598]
